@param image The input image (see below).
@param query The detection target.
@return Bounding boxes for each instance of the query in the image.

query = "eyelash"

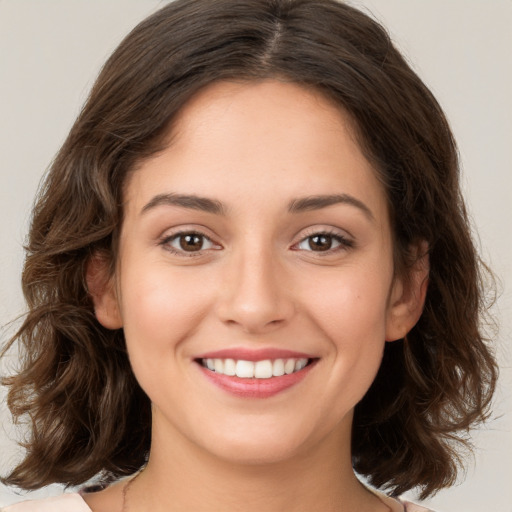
[159,229,354,257]
[292,230,354,254]
[159,230,220,257]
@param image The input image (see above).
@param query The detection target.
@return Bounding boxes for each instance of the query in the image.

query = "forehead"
[124,80,388,224]
[170,79,358,154]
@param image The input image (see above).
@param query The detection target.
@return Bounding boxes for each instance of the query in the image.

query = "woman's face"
[100,80,410,465]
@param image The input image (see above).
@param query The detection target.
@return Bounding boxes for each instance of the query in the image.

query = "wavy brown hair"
[1,0,497,499]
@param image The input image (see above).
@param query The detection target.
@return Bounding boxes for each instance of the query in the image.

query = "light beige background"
[1,1,511,510]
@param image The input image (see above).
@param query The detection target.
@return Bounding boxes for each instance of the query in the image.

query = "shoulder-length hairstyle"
[2,0,497,499]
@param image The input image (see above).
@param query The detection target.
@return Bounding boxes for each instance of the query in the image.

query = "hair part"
[2,0,497,499]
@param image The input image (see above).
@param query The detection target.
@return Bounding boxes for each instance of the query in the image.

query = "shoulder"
[400,499,436,512]
[368,486,437,512]
[1,493,92,512]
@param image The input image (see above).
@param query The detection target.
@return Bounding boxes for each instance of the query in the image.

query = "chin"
[207,437,307,467]
[189,413,342,468]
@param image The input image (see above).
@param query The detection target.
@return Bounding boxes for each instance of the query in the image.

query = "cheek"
[304,266,391,341]
[302,267,391,402]
[119,264,212,368]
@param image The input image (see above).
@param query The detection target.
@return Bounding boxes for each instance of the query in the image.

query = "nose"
[216,245,295,334]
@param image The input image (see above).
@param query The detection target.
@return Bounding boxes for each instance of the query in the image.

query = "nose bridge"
[217,238,293,332]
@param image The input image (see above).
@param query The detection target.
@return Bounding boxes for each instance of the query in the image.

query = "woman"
[0,1,497,510]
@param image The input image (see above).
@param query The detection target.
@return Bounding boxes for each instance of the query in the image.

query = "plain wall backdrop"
[1,1,511,510]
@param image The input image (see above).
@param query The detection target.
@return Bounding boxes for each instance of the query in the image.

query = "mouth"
[194,351,319,398]
[197,357,313,378]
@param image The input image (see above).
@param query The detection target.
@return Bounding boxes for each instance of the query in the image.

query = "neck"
[128,416,386,512]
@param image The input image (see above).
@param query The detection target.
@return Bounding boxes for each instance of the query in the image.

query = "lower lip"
[197,360,318,398]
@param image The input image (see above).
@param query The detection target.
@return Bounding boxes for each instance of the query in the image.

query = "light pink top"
[1,492,434,511]
[1,493,91,511]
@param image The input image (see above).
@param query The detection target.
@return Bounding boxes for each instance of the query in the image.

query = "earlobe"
[385,242,429,342]
[86,252,123,330]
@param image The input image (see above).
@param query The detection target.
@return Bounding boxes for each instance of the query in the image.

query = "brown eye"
[295,232,352,253]
[164,232,217,254]
[308,234,333,251]
[179,234,204,251]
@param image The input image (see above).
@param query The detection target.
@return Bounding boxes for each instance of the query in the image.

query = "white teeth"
[223,358,236,376]
[272,359,285,377]
[201,357,310,378]
[295,358,308,371]
[236,360,254,378]
[254,360,273,379]
[284,358,296,374]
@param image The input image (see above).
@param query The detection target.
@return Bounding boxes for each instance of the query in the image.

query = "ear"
[385,241,429,342]
[86,252,123,330]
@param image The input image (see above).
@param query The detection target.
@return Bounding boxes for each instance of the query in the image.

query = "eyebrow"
[288,194,374,221]
[140,192,374,221]
[141,193,225,215]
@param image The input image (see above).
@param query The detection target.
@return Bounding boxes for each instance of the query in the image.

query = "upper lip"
[194,348,317,362]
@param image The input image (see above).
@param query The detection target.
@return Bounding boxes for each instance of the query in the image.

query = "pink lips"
[196,348,314,361]
[195,348,318,399]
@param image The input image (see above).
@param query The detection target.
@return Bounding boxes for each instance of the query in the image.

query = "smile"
[195,350,318,398]
[200,357,309,378]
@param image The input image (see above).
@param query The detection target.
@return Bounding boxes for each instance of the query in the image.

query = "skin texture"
[87,80,428,512]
